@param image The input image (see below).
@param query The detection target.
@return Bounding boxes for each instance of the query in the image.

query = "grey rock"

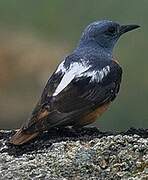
[0,128,147,180]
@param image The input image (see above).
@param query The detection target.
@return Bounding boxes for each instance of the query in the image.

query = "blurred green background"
[0,0,147,131]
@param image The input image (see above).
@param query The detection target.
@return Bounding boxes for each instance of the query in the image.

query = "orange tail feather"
[10,129,39,145]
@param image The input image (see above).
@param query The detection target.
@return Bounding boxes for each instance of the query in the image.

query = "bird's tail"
[10,129,39,145]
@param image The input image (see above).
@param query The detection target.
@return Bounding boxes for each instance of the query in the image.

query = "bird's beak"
[119,24,140,35]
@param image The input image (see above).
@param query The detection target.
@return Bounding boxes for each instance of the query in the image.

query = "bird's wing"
[22,59,122,132]
[10,59,122,145]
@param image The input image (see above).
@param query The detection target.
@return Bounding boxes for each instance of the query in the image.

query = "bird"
[10,20,140,145]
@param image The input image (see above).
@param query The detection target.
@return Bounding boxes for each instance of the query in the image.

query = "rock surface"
[0,128,148,180]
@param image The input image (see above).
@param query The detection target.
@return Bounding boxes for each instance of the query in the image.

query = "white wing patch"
[53,61,89,96]
[53,60,110,97]
[79,65,110,82]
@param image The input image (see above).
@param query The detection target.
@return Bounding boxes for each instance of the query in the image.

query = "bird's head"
[78,20,140,53]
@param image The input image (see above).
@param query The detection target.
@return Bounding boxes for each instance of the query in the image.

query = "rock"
[0,127,148,180]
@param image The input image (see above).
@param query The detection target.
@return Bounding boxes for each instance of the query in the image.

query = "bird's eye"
[107,26,116,34]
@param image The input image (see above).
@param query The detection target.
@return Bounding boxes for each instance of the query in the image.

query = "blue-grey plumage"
[10,20,140,145]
